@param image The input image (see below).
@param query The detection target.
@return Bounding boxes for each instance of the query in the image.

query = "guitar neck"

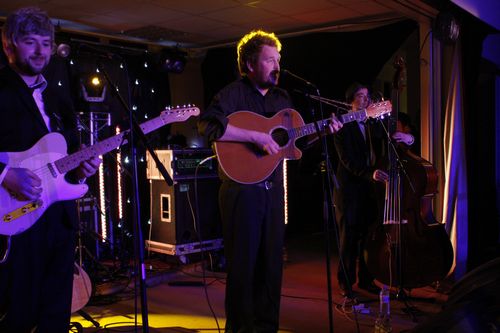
[54,110,182,174]
[290,109,367,140]
[338,109,368,124]
[55,131,127,174]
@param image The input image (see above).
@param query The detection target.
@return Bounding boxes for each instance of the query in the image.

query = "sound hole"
[271,128,289,147]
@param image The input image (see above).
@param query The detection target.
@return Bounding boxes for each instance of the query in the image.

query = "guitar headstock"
[366,101,392,120]
[160,105,200,123]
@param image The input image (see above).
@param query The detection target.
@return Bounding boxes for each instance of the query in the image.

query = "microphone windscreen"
[56,44,71,58]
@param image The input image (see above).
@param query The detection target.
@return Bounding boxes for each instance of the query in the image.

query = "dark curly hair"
[1,7,54,54]
[237,30,281,76]
[345,82,370,103]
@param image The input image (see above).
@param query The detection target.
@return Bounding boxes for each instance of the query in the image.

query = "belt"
[255,180,273,190]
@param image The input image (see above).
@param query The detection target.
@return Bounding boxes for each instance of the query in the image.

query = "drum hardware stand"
[71,197,102,329]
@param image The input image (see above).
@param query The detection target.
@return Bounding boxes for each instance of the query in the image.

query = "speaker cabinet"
[148,178,222,254]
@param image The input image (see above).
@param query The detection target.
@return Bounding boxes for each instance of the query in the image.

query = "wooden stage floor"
[71,232,450,333]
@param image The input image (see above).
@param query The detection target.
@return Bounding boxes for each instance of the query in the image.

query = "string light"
[98,157,107,242]
[283,160,288,225]
[116,126,124,222]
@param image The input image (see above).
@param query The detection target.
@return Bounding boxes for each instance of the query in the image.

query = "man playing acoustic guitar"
[198,30,342,332]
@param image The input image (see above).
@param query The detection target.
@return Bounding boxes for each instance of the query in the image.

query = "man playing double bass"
[333,83,414,298]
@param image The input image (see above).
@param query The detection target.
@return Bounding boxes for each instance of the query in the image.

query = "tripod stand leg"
[77,309,101,328]
[396,288,421,322]
[69,321,83,333]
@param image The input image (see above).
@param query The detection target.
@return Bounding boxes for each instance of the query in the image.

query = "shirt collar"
[28,75,48,93]
[242,76,275,96]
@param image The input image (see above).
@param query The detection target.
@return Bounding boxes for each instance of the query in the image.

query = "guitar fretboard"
[54,107,199,174]
[288,109,368,140]
[339,110,367,123]
[55,132,128,174]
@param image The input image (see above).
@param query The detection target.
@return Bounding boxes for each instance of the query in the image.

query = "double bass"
[364,57,454,289]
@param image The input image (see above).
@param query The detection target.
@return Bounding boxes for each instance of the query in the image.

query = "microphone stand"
[284,70,336,333]
[311,87,336,333]
[97,59,173,333]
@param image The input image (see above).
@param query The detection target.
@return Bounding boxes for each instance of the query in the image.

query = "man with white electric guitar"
[0,7,100,333]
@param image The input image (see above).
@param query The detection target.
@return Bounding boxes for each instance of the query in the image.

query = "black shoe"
[358,282,380,294]
[340,289,357,298]
[339,284,356,297]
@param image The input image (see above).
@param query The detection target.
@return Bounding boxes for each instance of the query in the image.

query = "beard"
[268,70,280,86]
[14,56,49,76]
[257,70,279,89]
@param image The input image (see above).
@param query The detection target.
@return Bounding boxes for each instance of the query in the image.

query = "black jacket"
[0,65,79,228]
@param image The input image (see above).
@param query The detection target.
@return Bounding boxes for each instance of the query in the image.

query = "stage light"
[161,49,187,73]
[81,73,107,102]
[435,11,460,43]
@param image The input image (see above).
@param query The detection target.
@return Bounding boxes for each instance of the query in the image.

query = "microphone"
[281,69,316,88]
[56,43,71,58]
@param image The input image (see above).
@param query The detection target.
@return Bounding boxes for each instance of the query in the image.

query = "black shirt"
[198,76,293,183]
[198,76,292,143]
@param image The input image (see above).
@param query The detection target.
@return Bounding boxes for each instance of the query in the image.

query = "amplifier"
[146,149,218,181]
[147,178,222,254]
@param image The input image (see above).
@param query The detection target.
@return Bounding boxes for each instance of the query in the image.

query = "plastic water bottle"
[374,286,392,332]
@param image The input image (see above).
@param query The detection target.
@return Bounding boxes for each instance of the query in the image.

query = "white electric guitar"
[0,106,199,237]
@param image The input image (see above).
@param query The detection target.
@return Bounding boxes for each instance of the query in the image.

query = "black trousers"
[0,205,76,333]
[335,184,378,289]
[219,181,285,333]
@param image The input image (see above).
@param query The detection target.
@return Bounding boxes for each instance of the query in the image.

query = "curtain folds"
[441,41,468,279]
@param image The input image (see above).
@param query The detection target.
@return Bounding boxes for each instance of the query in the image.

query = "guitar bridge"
[2,200,43,222]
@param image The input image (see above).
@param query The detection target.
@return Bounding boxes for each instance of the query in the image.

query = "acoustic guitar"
[214,101,391,184]
[72,263,92,313]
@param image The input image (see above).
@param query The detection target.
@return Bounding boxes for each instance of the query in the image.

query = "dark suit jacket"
[0,65,79,228]
[333,121,383,228]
